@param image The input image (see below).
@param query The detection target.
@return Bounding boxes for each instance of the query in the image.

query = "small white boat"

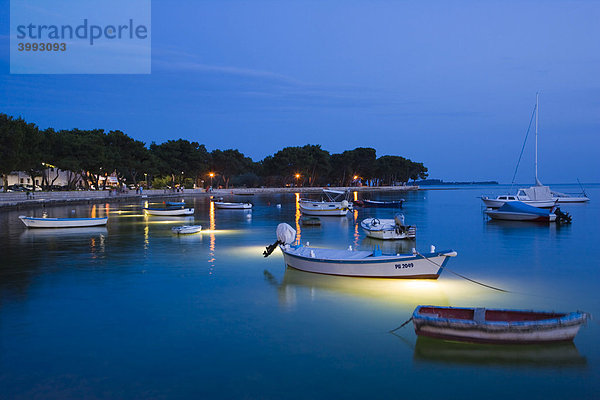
[361,214,416,240]
[19,216,108,228]
[165,201,186,207]
[264,223,456,278]
[298,200,350,216]
[485,202,556,222]
[171,225,202,234]
[299,189,352,216]
[144,207,195,216]
[214,201,252,209]
[412,306,590,344]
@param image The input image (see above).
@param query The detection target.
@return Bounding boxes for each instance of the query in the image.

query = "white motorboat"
[361,214,416,240]
[214,201,252,209]
[481,186,556,209]
[171,225,202,234]
[144,207,195,216]
[299,189,351,216]
[264,223,456,278]
[19,216,108,228]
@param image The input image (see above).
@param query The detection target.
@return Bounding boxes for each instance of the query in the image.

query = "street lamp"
[295,173,300,187]
[209,172,214,187]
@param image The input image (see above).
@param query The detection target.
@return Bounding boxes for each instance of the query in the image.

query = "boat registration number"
[395,263,414,269]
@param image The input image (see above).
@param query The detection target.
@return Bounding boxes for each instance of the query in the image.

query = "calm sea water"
[1,184,598,399]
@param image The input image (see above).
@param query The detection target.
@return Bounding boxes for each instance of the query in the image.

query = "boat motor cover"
[341,200,349,209]
[497,201,550,217]
[276,223,296,245]
[394,214,405,226]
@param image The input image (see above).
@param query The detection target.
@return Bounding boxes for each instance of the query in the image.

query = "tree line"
[0,114,428,191]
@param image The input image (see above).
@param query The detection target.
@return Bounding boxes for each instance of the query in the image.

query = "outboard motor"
[554,207,572,224]
[394,213,409,234]
[394,214,405,227]
[264,223,296,257]
[341,200,349,210]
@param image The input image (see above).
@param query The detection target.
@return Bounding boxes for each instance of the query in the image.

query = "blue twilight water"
[0,185,598,399]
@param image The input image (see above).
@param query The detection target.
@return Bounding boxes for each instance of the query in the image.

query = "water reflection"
[208,200,215,274]
[295,192,301,243]
[413,336,587,369]
[20,227,108,241]
[264,267,456,307]
[485,219,560,233]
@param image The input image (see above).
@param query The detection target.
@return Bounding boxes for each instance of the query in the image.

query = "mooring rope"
[389,317,413,333]
[417,251,510,293]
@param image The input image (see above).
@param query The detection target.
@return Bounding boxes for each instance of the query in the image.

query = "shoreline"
[0,185,419,210]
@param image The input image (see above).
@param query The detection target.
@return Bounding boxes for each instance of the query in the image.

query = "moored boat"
[165,201,186,207]
[264,223,456,278]
[354,199,404,208]
[298,200,350,216]
[171,225,202,234]
[214,201,252,209]
[19,216,108,228]
[412,305,589,344]
[144,207,195,216]
[481,94,589,208]
[485,201,557,222]
[481,186,556,209]
[299,189,352,216]
[361,214,416,240]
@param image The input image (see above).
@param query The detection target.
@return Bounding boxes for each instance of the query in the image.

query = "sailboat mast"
[535,92,539,184]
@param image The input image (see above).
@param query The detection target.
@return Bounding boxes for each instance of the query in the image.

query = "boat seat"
[290,247,373,260]
[473,308,486,323]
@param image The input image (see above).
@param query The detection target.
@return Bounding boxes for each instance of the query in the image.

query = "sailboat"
[482,94,589,209]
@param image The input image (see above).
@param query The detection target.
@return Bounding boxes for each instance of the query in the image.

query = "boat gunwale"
[281,246,455,265]
[19,216,108,221]
[413,306,588,329]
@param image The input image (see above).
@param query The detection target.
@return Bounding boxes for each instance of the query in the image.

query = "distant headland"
[414,179,499,186]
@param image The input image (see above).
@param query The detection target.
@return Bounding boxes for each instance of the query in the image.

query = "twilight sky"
[1,0,599,182]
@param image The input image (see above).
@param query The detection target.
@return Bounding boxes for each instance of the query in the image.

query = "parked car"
[7,184,27,192]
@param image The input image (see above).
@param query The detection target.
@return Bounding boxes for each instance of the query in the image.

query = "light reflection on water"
[0,185,599,399]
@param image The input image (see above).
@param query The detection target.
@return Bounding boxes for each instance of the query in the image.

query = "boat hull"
[481,198,556,209]
[361,200,404,208]
[144,208,195,216]
[19,216,108,228]
[485,210,556,222]
[413,306,588,344]
[281,246,456,278]
[553,197,590,203]
[214,202,252,209]
[360,218,416,240]
[172,225,202,234]
[363,228,416,240]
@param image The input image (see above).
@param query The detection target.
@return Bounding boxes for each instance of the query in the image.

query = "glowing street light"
[209,172,215,187]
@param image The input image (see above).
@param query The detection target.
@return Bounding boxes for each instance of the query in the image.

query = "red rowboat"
[412,306,589,344]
